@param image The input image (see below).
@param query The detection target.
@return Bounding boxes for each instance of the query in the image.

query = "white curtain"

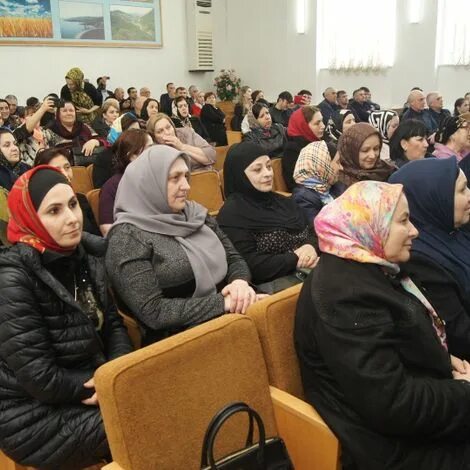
[316,0,396,71]
[436,0,470,66]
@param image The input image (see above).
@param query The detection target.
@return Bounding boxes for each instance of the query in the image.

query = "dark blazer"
[0,234,132,468]
[159,93,173,116]
[318,99,339,125]
[295,253,470,470]
[405,253,470,361]
[348,100,370,122]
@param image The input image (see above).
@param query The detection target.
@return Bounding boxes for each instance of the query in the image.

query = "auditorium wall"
[212,0,469,110]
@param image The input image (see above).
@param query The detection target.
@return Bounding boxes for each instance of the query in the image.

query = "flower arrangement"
[213,69,242,101]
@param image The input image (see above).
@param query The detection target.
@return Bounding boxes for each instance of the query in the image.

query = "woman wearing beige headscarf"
[60,67,101,124]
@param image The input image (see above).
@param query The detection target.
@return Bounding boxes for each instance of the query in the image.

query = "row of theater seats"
[1,285,340,470]
[70,141,289,226]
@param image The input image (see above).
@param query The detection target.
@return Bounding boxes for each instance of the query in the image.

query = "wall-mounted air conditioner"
[186,0,214,72]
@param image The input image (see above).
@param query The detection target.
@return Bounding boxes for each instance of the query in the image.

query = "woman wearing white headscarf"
[105,145,256,345]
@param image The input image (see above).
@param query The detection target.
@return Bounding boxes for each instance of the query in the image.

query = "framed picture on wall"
[0,0,162,48]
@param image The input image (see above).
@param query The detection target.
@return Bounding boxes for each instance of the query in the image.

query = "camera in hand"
[51,97,65,108]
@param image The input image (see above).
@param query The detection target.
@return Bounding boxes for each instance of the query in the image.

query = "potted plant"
[213,69,242,121]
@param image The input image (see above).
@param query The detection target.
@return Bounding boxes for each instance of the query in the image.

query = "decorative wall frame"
[0,0,162,48]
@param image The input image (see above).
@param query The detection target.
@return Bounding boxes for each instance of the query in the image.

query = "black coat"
[0,162,30,192]
[405,253,470,361]
[92,147,114,189]
[200,104,228,146]
[0,234,132,469]
[282,136,311,191]
[295,253,470,470]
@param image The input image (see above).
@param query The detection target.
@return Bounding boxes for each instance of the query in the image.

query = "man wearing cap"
[97,76,113,102]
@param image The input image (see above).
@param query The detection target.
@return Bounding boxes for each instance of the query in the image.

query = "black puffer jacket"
[0,233,132,470]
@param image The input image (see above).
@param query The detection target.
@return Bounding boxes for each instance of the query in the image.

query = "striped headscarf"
[368,110,398,144]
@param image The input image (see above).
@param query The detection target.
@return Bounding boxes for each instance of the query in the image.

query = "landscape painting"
[110,5,155,41]
[59,1,105,40]
[0,0,53,38]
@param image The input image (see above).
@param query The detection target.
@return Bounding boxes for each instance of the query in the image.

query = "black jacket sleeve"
[314,287,470,439]
[219,225,298,284]
[0,267,93,404]
[406,256,470,361]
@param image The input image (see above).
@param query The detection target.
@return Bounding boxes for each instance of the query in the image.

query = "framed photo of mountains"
[0,0,162,48]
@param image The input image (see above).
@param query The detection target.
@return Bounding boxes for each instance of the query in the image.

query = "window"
[436,0,470,66]
[316,0,396,71]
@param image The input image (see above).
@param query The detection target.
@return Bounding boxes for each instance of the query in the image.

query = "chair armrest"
[274,191,292,197]
[270,386,340,470]
[209,210,219,216]
[102,463,125,470]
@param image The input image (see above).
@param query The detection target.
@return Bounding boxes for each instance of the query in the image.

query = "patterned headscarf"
[435,115,468,145]
[294,141,335,203]
[65,67,96,124]
[368,110,398,144]
[314,180,447,349]
[326,109,354,142]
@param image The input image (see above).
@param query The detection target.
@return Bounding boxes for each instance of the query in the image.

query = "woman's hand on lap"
[294,244,318,269]
[81,139,99,157]
[82,377,99,406]
[222,279,256,314]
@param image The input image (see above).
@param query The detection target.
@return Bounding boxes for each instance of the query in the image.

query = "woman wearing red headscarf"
[0,166,132,469]
[283,106,329,191]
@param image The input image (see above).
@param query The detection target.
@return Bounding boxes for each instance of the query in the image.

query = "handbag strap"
[200,401,267,469]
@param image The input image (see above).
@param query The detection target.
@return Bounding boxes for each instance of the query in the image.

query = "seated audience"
[113,87,125,103]
[5,95,18,116]
[0,129,30,191]
[42,101,105,164]
[292,140,345,223]
[106,146,256,345]
[33,147,100,236]
[361,86,381,112]
[99,129,153,236]
[187,85,199,108]
[96,76,113,102]
[296,179,470,470]
[389,119,429,168]
[140,87,151,98]
[390,157,470,360]
[132,96,147,123]
[336,90,348,110]
[159,82,176,116]
[147,113,215,171]
[94,113,140,188]
[338,122,395,187]
[402,89,434,133]
[283,106,327,191]
[241,98,270,135]
[433,115,470,161]
[171,96,209,140]
[269,91,293,127]
[325,109,356,143]
[91,98,120,138]
[231,85,252,131]
[217,142,318,287]
[243,102,286,157]
[0,166,132,468]
[348,88,371,122]
[0,187,8,245]
[200,92,228,146]
[140,98,160,121]
[427,91,451,133]
[60,67,101,124]
[318,87,339,125]
[251,90,265,103]
[0,99,20,130]
[454,98,470,117]
[191,90,206,117]
[293,89,312,107]
[127,87,138,110]
[368,110,400,161]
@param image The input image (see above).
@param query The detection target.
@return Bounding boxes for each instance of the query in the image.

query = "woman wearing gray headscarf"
[105,145,257,345]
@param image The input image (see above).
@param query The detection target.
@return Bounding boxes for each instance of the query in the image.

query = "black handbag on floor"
[200,402,294,470]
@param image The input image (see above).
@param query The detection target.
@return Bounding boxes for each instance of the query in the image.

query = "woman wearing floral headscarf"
[295,180,470,470]
[292,140,345,223]
[60,67,101,124]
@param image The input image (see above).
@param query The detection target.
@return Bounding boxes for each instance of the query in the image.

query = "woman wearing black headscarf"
[0,166,132,468]
[217,142,318,287]
[0,129,30,191]
[390,157,470,360]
